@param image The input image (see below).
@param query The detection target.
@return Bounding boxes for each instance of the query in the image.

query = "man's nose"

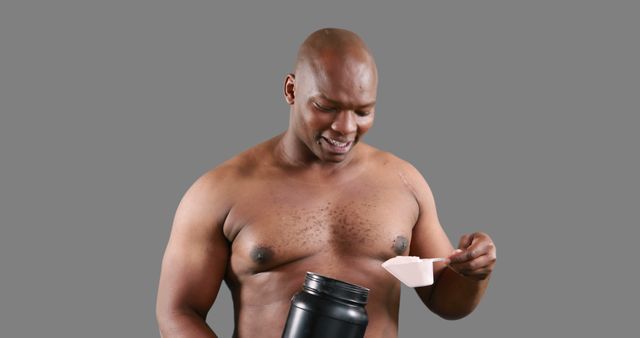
[331,111,357,135]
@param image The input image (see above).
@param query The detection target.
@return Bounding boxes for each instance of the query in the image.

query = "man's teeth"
[326,138,348,147]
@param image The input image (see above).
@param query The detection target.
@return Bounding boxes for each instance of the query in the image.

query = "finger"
[449,242,484,263]
[457,233,473,250]
[463,234,495,259]
[445,249,463,264]
[467,239,494,259]
[450,244,496,269]
[449,253,495,275]
[448,248,474,264]
[471,253,496,270]
[450,234,495,263]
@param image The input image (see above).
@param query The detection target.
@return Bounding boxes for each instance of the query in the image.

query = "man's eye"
[356,111,371,117]
[314,103,336,112]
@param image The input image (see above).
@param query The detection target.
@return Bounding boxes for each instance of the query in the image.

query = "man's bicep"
[409,200,453,262]
[407,168,454,259]
[406,168,454,306]
[157,174,231,319]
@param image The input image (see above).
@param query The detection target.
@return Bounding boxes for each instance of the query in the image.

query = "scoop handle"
[421,257,447,263]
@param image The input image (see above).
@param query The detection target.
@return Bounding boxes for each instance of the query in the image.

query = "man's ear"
[283,73,295,105]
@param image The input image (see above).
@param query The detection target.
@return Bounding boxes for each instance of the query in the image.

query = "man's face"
[286,57,377,163]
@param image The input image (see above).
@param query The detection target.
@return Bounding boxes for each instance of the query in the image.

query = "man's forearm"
[158,310,218,338]
[427,266,491,320]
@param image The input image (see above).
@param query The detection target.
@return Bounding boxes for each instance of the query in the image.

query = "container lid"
[304,272,369,305]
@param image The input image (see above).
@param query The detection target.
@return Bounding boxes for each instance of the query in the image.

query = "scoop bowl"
[382,256,447,287]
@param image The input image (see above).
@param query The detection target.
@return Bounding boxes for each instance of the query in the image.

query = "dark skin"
[156,28,496,338]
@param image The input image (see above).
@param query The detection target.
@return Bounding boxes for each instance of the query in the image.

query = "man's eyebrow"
[317,94,376,108]
[316,94,340,105]
[358,101,377,108]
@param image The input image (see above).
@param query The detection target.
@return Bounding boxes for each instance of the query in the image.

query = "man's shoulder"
[363,144,422,175]
[360,144,430,196]
[198,137,276,186]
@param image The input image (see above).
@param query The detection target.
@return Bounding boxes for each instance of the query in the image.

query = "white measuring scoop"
[382,256,448,287]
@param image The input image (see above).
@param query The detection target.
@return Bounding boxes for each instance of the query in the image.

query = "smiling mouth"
[321,137,353,153]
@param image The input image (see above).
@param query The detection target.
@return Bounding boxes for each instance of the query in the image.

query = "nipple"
[250,246,274,264]
[392,236,408,255]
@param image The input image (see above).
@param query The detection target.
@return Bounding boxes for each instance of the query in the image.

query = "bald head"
[294,28,377,78]
[283,28,378,164]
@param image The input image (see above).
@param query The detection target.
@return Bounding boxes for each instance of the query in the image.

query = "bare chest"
[223,176,419,277]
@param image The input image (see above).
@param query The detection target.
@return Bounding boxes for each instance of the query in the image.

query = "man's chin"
[320,147,356,163]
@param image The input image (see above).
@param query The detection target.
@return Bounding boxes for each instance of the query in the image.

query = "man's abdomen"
[227,253,401,338]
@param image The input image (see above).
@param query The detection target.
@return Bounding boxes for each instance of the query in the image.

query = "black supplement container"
[281,272,369,338]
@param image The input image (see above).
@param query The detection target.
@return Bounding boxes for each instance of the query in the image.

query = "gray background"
[1,0,638,337]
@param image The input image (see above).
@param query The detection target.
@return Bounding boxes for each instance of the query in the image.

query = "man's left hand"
[447,232,496,281]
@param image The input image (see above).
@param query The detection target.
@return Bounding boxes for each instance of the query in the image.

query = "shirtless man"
[156,28,496,338]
